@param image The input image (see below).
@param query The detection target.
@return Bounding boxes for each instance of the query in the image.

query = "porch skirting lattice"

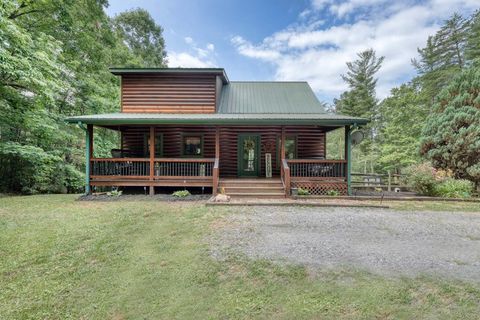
[291,180,348,195]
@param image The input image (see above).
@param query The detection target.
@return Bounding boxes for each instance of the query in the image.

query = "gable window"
[183,135,203,156]
[144,133,163,157]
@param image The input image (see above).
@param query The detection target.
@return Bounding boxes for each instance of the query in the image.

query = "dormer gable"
[111,68,228,114]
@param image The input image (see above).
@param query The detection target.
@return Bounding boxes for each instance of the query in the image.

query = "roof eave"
[109,67,229,84]
[66,117,368,126]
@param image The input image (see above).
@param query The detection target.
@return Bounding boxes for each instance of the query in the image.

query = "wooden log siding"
[120,125,326,177]
[121,74,216,113]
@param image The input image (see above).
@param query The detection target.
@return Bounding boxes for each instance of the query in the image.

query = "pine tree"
[335,49,384,119]
[420,66,480,188]
[466,10,480,66]
[412,13,470,102]
[334,49,384,158]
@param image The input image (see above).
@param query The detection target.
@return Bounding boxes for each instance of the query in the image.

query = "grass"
[0,195,479,319]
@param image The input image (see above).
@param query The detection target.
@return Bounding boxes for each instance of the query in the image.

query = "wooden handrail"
[212,158,219,196]
[91,157,215,163]
[91,157,149,162]
[155,158,215,163]
[282,159,291,196]
[287,159,347,164]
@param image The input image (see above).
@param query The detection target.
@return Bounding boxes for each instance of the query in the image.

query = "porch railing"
[287,159,347,179]
[91,158,150,178]
[154,158,214,177]
[90,158,214,180]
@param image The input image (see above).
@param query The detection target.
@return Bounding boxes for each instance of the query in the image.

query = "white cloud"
[231,36,281,60]
[168,37,217,68]
[168,52,215,68]
[231,0,477,102]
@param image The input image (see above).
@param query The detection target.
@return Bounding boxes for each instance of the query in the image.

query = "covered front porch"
[81,124,353,197]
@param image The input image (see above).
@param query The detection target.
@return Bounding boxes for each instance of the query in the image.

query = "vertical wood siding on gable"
[121,74,217,113]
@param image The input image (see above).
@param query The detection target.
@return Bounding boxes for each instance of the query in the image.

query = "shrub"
[107,189,122,197]
[404,163,441,196]
[326,189,340,196]
[435,179,474,198]
[0,142,84,194]
[297,187,310,196]
[172,190,191,197]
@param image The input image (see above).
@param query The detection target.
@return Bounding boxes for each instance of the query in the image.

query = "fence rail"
[351,172,406,191]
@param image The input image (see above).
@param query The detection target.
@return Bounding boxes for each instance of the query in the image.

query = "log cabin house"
[66,68,367,197]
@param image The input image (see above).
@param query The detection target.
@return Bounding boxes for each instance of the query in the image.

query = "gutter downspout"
[77,122,91,195]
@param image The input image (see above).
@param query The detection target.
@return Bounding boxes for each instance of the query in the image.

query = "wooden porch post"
[345,125,352,195]
[149,126,155,196]
[281,126,291,196]
[215,126,220,159]
[85,124,93,195]
[213,126,220,195]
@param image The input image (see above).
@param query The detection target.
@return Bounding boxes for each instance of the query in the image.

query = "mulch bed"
[77,193,211,202]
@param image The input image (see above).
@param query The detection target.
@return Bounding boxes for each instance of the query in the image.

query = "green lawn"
[1,195,480,319]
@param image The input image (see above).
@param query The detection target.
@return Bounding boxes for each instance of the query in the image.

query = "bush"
[326,189,340,196]
[435,179,474,198]
[404,163,441,196]
[172,190,191,197]
[107,189,123,197]
[0,142,85,194]
[297,187,310,196]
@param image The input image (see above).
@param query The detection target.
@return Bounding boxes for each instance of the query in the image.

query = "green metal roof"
[219,82,326,114]
[65,112,368,126]
[110,67,229,83]
[67,71,368,126]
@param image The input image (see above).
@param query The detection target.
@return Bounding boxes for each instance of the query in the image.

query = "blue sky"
[106,0,478,103]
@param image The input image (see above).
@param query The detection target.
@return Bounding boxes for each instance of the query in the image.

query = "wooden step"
[221,186,284,193]
[227,192,286,198]
[219,180,283,188]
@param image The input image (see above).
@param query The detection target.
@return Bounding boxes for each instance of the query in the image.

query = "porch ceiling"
[65,112,368,127]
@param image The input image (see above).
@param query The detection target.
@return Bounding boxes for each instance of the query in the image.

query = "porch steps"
[218,178,286,198]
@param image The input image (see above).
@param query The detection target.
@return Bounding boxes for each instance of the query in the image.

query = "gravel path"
[212,207,480,282]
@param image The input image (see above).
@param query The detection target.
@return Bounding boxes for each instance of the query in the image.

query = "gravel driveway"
[212,207,480,282]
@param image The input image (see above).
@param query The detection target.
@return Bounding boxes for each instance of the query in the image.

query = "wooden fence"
[351,171,407,191]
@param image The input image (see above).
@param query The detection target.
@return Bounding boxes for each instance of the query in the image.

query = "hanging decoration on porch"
[265,153,272,178]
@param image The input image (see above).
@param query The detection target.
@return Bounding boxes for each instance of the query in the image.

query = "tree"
[334,49,384,169]
[113,8,167,67]
[466,10,480,66]
[0,0,168,193]
[420,66,480,188]
[377,82,428,172]
[335,49,384,119]
[413,13,470,103]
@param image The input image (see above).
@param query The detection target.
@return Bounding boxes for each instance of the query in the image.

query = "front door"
[238,134,260,177]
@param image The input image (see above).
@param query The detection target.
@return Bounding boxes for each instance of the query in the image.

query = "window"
[284,137,297,159]
[183,135,203,156]
[277,136,297,167]
[144,133,163,157]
